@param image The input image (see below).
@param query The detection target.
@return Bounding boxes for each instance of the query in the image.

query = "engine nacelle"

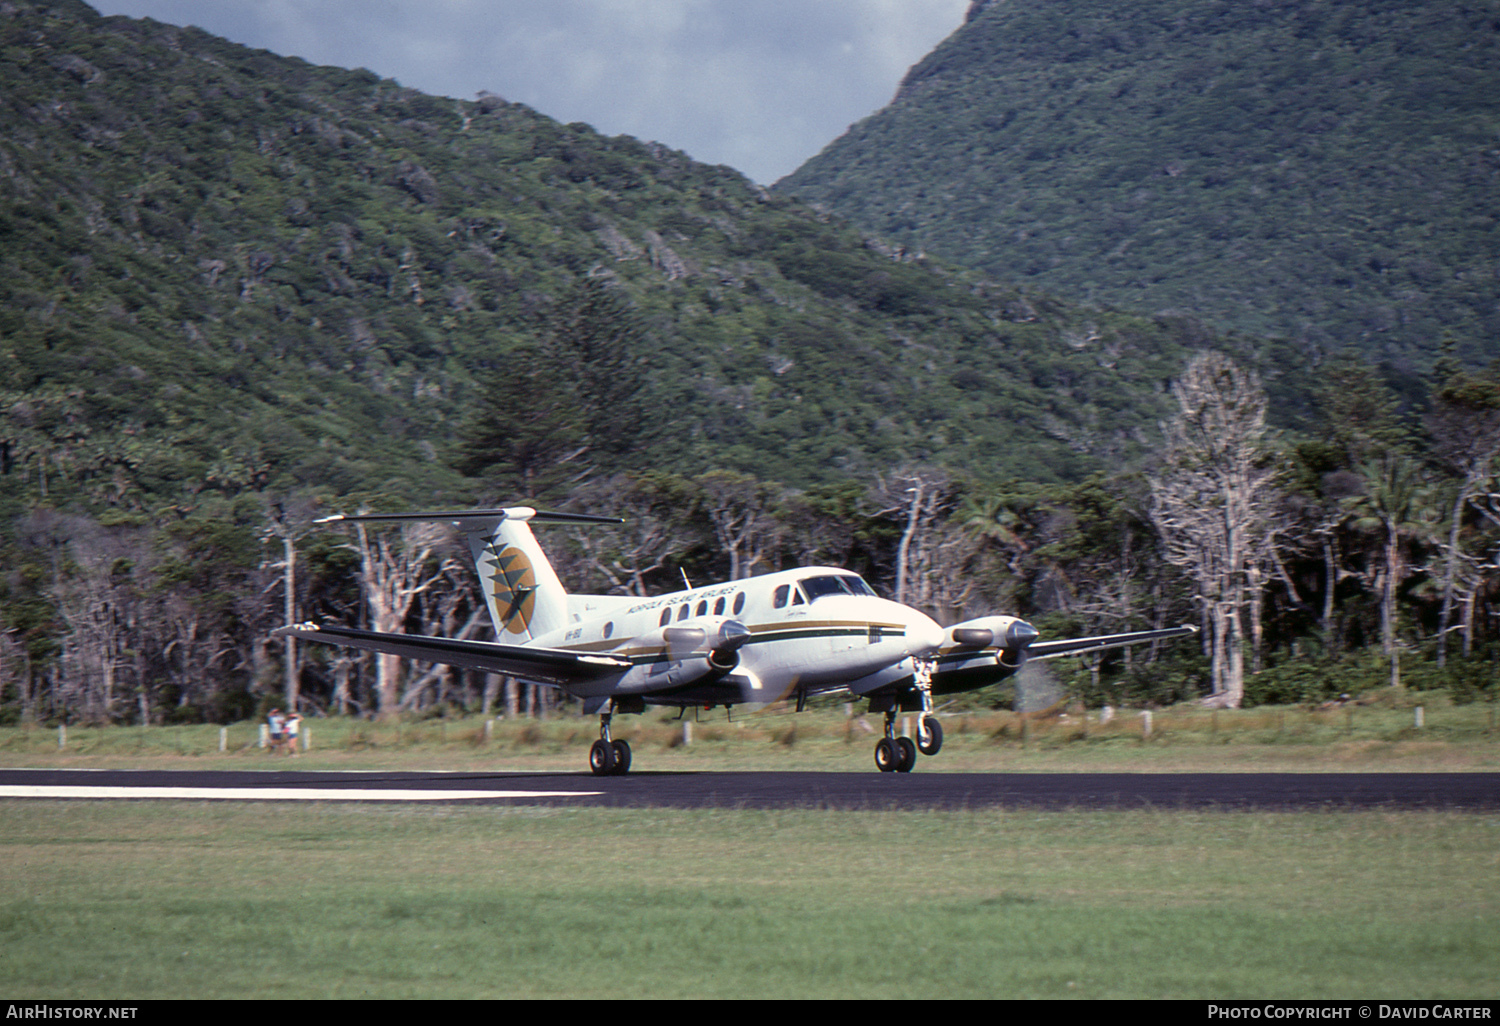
[627,617,752,688]
[946,615,1040,667]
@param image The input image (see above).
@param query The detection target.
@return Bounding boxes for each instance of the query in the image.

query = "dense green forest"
[1,0,1287,505]
[781,0,1500,371]
[1,0,1497,725]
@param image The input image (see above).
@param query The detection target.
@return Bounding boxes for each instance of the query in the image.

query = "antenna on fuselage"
[680,568,694,591]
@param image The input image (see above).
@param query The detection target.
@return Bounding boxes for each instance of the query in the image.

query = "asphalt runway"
[3,767,1498,810]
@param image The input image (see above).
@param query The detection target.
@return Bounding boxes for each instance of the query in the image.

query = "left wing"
[272,623,631,690]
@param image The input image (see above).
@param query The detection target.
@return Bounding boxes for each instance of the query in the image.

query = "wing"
[1027,624,1198,660]
[273,623,630,690]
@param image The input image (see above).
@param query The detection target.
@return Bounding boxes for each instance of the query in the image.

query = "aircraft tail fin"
[316,507,620,644]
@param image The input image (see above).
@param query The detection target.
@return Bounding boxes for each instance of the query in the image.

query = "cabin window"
[677,604,690,622]
[773,585,789,609]
[713,597,725,615]
[732,592,745,615]
[603,622,614,640]
[696,600,708,617]
[659,609,671,628]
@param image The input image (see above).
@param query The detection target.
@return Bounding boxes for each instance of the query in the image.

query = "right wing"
[272,622,631,690]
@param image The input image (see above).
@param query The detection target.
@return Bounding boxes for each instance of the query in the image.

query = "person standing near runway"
[267,708,285,754]
[284,711,301,756]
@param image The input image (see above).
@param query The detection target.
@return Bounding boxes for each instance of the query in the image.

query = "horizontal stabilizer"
[314,507,622,526]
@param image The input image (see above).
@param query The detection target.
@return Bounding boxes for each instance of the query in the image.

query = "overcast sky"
[87,0,970,184]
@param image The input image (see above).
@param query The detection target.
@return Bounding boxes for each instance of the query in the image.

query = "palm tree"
[1344,456,1438,678]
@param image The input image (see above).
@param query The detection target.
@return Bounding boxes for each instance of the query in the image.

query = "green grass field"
[2,802,1496,999]
[2,695,1497,999]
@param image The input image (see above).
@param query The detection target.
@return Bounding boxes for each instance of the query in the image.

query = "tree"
[1288,358,1415,656]
[538,276,652,458]
[350,520,465,719]
[1032,476,1170,665]
[872,469,984,620]
[453,342,586,501]
[567,472,701,596]
[1149,353,1280,707]
[1344,455,1438,681]
[1426,357,1500,665]
[452,279,654,500]
[697,470,785,581]
[42,514,154,724]
[153,514,268,723]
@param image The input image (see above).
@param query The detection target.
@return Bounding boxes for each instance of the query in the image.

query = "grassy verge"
[1,800,1496,999]
[1,689,1496,773]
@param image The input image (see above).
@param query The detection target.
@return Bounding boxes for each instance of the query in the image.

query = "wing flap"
[274,623,630,689]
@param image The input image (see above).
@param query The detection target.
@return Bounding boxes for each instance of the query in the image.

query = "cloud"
[88,0,968,182]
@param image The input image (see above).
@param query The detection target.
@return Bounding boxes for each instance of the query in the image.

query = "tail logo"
[482,543,538,636]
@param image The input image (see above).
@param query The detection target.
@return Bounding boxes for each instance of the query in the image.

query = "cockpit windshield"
[799,575,877,601]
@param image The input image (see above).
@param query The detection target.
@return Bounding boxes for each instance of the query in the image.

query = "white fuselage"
[529,567,945,704]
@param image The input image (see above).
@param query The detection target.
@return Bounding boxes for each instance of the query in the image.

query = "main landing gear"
[589,705,632,776]
[873,659,944,773]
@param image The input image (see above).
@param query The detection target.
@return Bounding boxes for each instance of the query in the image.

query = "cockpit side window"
[841,575,877,597]
[799,575,878,600]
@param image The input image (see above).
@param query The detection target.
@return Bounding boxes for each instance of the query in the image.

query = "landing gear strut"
[913,657,943,756]
[873,658,939,772]
[589,705,632,776]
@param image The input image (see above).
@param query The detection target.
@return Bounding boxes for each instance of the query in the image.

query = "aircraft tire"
[874,737,899,773]
[589,739,616,776]
[610,739,632,775]
[917,717,944,756]
[895,737,917,772]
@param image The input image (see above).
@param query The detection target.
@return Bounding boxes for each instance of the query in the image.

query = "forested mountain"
[0,0,1291,523]
[780,0,1500,370]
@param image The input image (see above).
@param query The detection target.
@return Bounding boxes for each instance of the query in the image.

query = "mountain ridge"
[780,0,1500,371]
[1,0,1309,523]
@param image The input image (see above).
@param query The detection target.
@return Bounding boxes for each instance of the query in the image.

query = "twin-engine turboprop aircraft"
[275,507,1196,775]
